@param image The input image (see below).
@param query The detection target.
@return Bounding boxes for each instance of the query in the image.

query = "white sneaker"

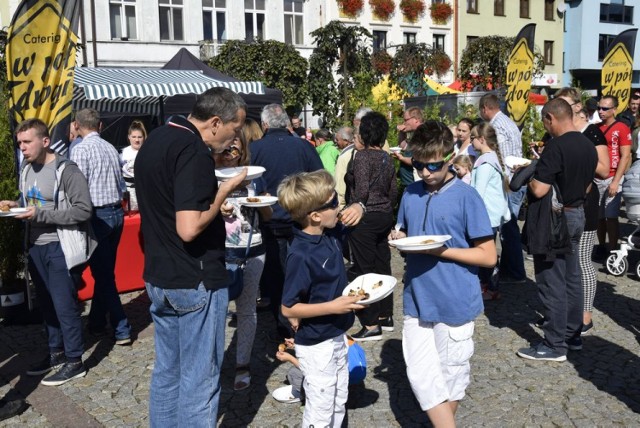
[272,385,301,403]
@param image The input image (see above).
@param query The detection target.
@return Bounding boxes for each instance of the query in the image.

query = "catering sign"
[601,29,638,113]
[505,24,536,127]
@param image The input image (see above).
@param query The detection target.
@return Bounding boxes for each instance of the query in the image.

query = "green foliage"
[209,39,308,110]
[422,101,445,122]
[390,43,452,96]
[459,36,545,90]
[0,28,24,284]
[308,21,375,129]
[453,102,479,124]
[520,103,546,155]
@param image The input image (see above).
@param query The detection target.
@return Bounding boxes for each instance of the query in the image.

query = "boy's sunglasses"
[412,151,454,172]
[308,191,339,214]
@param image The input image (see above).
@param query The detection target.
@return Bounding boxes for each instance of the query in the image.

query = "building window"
[110,0,137,40]
[598,34,617,61]
[284,0,303,45]
[544,41,553,64]
[203,0,226,42]
[404,32,417,44]
[467,0,478,13]
[159,0,183,41]
[600,3,633,24]
[433,34,445,51]
[494,0,504,16]
[467,35,479,45]
[432,0,445,3]
[373,31,387,53]
[245,0,265,42]
[520,0,529,18]
[544,0,554,20]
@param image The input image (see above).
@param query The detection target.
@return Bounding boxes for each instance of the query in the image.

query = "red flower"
[372,51,393,75]
[430,2,453,24]
[370,0,396,20]
[399,0,426,22]
[338,0,364,18]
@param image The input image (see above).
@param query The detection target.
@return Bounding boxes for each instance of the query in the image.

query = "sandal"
[234,367,251,391]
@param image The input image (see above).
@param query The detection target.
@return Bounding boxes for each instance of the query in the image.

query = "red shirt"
[599,120,632,178]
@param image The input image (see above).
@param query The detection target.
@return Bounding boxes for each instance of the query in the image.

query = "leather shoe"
[352,326,382,341]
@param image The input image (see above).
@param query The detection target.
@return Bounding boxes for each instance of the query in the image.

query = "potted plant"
[432,51,452,76]
[370,0,396,21]
[372,50,393,75]
[430,1,453,24]
[337,0,364,18]
[400,0,426,22]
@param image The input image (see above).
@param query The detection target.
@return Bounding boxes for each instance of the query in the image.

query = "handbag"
[226,211,255,301]
[549,184,571,252]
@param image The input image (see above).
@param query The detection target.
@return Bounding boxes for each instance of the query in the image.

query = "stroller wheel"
[635,262,640,278]
[606,254,627,276]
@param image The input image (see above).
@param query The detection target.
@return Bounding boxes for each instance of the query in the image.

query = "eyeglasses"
[403,116,414,122]
[308,191,339,214]
[597,106,613,111]
[412,152,454,173]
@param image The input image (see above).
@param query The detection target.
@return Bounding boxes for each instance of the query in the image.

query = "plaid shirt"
[490,111,523,160]
[71,131,123,207]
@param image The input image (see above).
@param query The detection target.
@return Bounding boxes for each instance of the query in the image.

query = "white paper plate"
[0,207,28,217]
[388,235,451,252]
[504,156,532,169]
[236,196,278,207]
[342,273,397,305]
[389,147,402,154]
[215,166,266,181]
[272,385,301,403]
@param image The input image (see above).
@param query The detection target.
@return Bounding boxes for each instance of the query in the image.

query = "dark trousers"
[88,206,131,339]
[479,228,499,291]
[29,242,84,360]
[348,211,394,327]
[500,186,527,280]
[533,207,584,355]
[260,224,293,339]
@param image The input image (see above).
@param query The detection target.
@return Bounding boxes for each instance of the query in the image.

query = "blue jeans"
[88,205,131,339]
[500,186,526,280]
[146,282,228,427]
[29,242,84,359]
[533,207,584,355]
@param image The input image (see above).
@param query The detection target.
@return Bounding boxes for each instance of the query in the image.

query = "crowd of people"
[0,85,636,427]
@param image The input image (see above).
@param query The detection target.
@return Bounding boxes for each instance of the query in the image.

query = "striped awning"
[72,67,265,116]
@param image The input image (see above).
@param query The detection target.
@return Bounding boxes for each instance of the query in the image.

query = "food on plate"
[278,343,286,352]
[420,239,436,244]
[347,287,370,300]
[246,197,261,203]
[0,204,9,212]
[372,280,383,289]
[534,141,545,147]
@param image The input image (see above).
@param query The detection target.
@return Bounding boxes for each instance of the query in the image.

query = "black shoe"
[26,352,66,376]
[531,317,546,330]
[567,336,583,351]
[378,317,394,332]
[0,399,28,422]
[41,361,87,386]
[352,326,383,342]
[516,343,566,362]
[581,321,594,336]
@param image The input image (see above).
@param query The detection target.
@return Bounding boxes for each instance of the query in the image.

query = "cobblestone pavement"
[1,227,640,427]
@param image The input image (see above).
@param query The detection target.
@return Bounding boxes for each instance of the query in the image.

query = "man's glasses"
[597,106,613,111]
[412,152,454,173]
[308,191,339,214]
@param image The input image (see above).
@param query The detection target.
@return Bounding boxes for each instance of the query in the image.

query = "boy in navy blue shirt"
[278,170,365,427]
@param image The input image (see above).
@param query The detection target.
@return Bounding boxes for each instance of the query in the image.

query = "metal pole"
[79,0,88,66]
[90,0,98,66]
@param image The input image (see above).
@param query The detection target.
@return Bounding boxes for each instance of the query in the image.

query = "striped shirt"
[490,111,523,160]
[71,131,123,207]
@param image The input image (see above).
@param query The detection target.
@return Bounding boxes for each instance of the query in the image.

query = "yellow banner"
[423,76,462,95]
[505,38,534,127]
[6,0,79,129]
[601,43,634,112]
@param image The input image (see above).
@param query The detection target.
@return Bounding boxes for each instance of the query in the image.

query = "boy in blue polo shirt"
[278,170,365,428]
[390,121,496,427]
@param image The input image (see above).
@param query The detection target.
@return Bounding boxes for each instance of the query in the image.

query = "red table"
[78,213,145,301]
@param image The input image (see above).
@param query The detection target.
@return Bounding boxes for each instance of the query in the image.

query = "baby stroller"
[606,161,640,276]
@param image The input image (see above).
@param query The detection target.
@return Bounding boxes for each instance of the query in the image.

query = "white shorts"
[296,335,349,428]
[402,316,475,411]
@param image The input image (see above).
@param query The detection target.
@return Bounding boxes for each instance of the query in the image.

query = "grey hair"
[335,126,354,142]
[354,107,373,121]
[261,104,291,128]
[74,108,101,130]
[191,87,246,122]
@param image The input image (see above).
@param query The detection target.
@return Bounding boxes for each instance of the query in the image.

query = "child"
[452,154,472,184]
[278,170,365,427]
[389,120,496,427]
[470,123,511,300]
[120,120,146,211]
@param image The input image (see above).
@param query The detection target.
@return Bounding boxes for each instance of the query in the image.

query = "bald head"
[542,98,575,137]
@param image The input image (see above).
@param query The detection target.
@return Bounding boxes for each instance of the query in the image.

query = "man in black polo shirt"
[134,87,247,425]
[517,98,597,362]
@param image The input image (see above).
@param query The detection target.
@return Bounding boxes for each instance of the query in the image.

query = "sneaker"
[567,336,582,351]
[581,321,594,336]
[351,326,383,342]
[378,317,394,332]
[516,343,566,362]
[26,352,66,376]
[40,361,87,386]
[115,337,132,346]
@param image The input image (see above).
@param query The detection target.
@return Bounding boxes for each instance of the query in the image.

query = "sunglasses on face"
[308,191,339,214]
[412,152,454,173]
[597,106,613,111]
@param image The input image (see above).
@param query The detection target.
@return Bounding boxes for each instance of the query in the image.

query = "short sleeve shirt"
[135,116,227,290]
[281,228,354,345]
[599,121,632,178]
[397,178,492,325]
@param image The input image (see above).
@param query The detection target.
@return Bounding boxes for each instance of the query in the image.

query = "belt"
[563,205,583,211]
[94,203,121,209]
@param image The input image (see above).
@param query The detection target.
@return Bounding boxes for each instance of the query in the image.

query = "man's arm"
[595,145,610,179]
[176,170,248,242]
[610,145,631,196]
[30,166,92,224]
[281,295,365,319]
[528,178,551,199]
